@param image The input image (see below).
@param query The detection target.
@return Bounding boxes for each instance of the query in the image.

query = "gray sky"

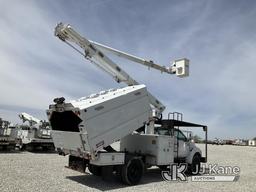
[0,0,255,139]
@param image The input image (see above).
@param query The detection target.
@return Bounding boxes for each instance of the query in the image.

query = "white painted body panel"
[120,134,174,165]
[50,85,152,157]
[52,131,90,152]
[185,142,202,164]
[17,128,52,145]
[90,152,125,166]
[174,138,190,158]
[17,129,30,144]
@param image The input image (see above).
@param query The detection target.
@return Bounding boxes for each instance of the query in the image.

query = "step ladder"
[168,112,183,160]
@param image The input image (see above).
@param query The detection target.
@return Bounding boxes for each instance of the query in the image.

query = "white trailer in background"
[47,23,208,185]
[248,140,256,146]
[17,113,54,151]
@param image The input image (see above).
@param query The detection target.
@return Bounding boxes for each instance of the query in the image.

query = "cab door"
[174,129,189,158]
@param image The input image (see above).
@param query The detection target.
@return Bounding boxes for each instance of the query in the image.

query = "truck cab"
[155,125,205,171]
[156,127,199,159]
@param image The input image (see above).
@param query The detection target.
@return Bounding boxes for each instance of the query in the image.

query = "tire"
[26,144,34,151]
[189,154,201,175]
[20,144,26,151]
[121,157,144,185]
[88,164,102,176]
[42,146,48,151]
[2,145,7,151]
[101,166,114,181]
[9,144,16,151]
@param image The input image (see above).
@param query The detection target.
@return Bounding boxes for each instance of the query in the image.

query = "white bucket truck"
[47,23,207,185]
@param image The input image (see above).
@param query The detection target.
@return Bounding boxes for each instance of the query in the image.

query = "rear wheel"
[121,157,144,185]
[26,144,35,151]
[2,145,7,151]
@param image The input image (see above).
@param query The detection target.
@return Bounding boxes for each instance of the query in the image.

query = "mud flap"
[67,155,88,173]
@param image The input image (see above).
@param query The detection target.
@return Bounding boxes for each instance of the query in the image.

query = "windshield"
[155,126,187,141]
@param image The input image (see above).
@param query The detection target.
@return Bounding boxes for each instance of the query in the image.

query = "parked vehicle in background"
[17,113,54,151]
[233,139,247,146]
[212,138,224,145]
[0,118,19,151]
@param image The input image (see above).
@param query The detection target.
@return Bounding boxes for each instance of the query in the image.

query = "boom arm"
[18,112,41,127]
[54,22,189,116]
[90,40,173,74]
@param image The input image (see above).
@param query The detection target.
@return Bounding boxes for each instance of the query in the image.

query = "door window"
[174,130,187,141]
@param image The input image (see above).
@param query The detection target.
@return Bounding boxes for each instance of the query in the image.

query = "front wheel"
[189,154,201,175]
[121,157,144,185]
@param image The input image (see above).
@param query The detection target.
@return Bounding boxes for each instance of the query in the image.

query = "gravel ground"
[0,144,255,192]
